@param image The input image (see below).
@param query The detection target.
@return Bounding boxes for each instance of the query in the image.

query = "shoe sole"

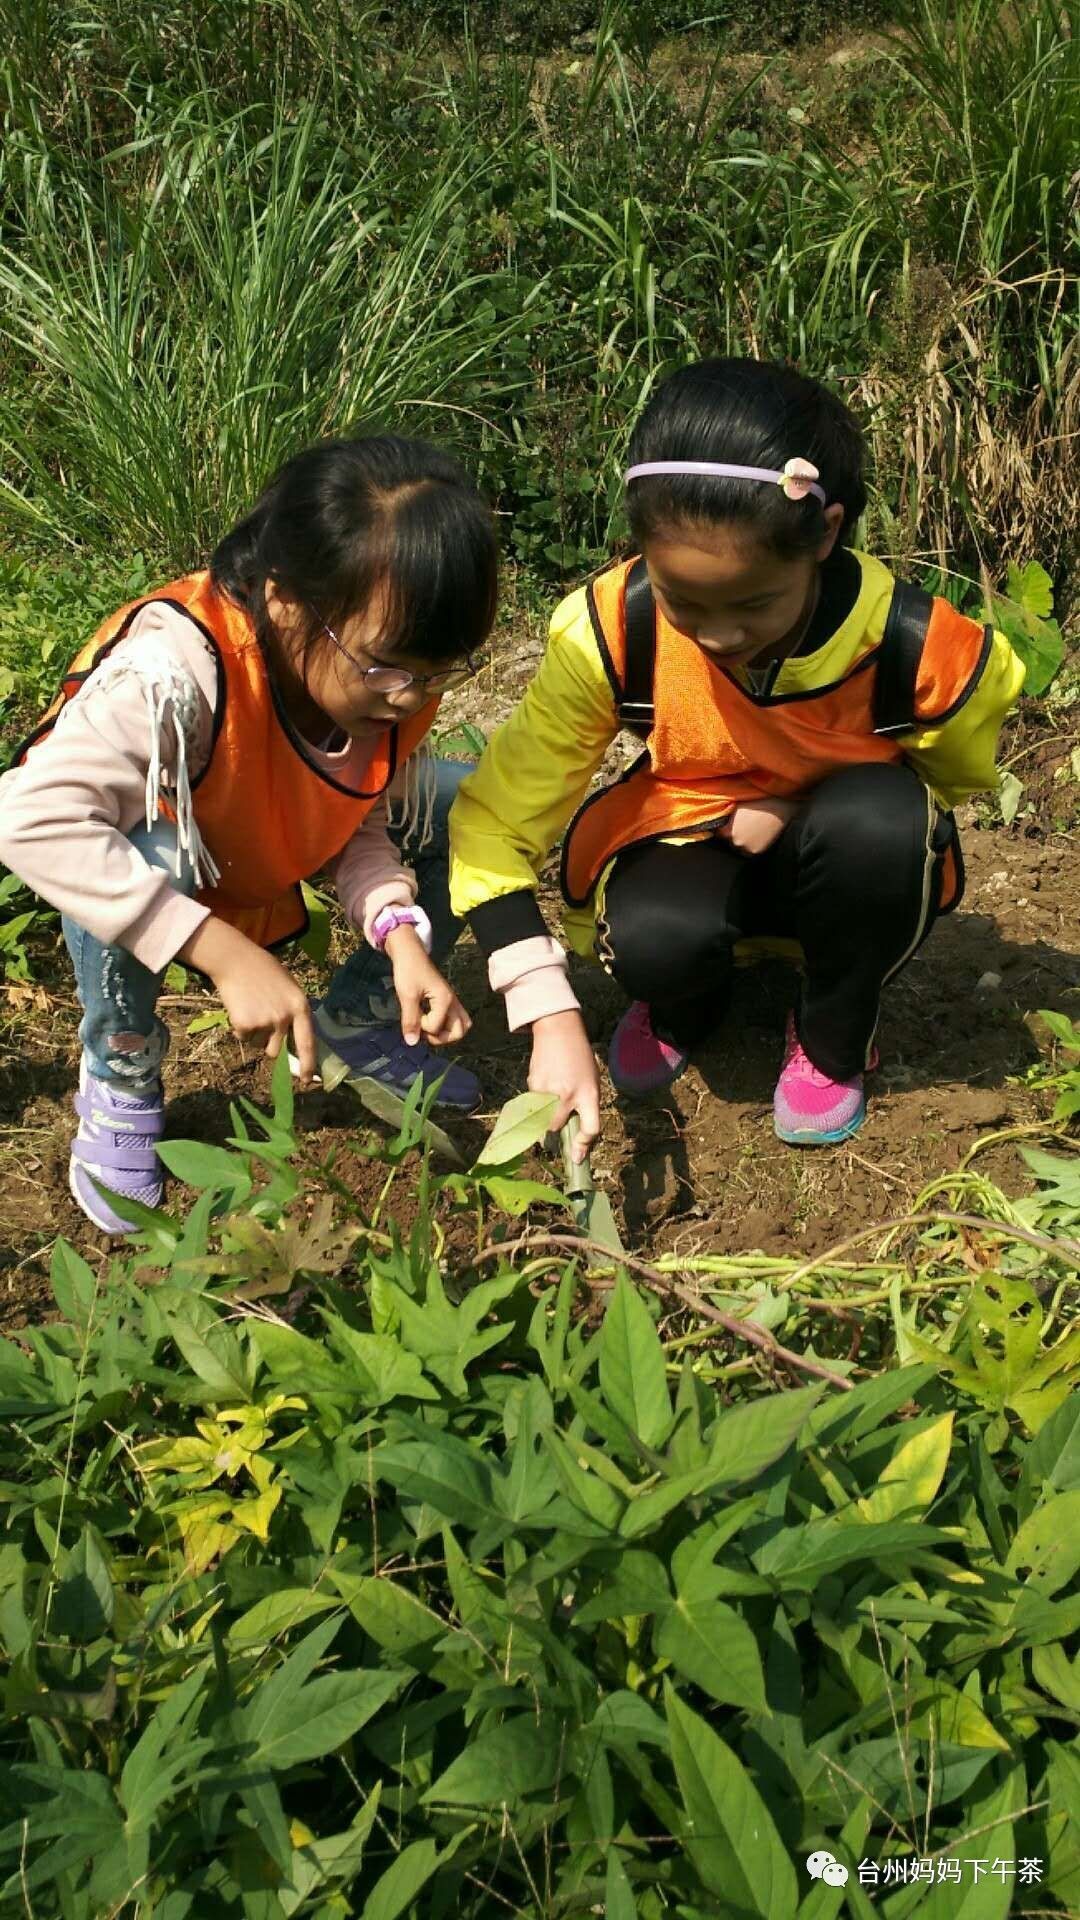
[774,1104,867,1147]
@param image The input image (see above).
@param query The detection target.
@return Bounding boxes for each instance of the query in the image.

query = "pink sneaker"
[608,1000,689,1096]
[773,1014,873,1145]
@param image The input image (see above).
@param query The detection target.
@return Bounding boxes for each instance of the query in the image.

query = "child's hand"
[529,1009,601,1161]
[178,916,318,1085]
[721,797,799,855]
[385,926,471,1047]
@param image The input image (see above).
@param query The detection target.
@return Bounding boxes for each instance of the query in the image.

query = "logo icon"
[806,1851,850,1887]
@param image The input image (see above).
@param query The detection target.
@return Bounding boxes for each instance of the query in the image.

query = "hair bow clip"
[780,458,821,502]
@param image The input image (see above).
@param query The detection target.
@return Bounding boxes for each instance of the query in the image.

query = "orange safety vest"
[561,556,986,913]
[16,572,439,948]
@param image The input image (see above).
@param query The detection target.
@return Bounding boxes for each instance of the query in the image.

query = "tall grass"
[0,98,538,564]
[890,0,1079,278]
[0,0,1075,583]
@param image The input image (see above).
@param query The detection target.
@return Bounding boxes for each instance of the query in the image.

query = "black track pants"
[598,763,954,1080]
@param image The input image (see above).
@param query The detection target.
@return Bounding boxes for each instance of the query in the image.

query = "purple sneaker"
[69,1061,165,1233]
[311,1005,482,1112]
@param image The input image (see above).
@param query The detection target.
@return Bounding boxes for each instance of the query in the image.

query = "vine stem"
[475,1200,1080,1391]
[473,1231,854,1391]
[779,1208,1080,1292]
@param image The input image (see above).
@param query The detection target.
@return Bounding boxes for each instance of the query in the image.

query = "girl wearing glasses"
[0,434,494,1232]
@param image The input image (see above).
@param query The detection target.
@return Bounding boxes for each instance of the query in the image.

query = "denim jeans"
[63,757,471,1095]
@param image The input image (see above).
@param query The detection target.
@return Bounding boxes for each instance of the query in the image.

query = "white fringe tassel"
[86,652,437,887]
[94,655,221,891]
[388,742,438,853]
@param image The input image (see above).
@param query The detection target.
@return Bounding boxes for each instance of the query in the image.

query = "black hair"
[210,433,498,670]
[625,358,868,559]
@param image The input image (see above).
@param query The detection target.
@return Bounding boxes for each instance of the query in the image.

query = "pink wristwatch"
[370,904,433,954]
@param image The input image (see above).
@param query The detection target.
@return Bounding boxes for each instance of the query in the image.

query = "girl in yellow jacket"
[448,358,1025,1152]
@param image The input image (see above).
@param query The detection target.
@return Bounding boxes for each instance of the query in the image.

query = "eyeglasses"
[320,619,484,695]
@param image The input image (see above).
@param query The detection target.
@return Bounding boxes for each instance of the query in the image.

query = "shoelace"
[628,1001,655,1039]
[786,1036,846,1089]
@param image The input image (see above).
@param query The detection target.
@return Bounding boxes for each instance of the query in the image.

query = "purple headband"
[624,457,827,507]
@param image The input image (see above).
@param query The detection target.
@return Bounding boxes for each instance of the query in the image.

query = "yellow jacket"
[449,550,1024,961]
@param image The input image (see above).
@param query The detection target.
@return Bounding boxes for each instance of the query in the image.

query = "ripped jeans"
[63,758,470,1096]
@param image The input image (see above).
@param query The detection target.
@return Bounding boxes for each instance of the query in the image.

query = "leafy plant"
[430,719,487,761]
[985,561,1066,700]
[0,550,151,744]
[1,1058,1078,1914]
[897,1269,1080,1447]
[919,557,1068,706]
[1030,1010,1080,1121]
[0,868,56,979]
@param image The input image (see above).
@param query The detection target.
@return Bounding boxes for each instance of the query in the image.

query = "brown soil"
[1,778,1077,1332]
[483,809,1079,1262]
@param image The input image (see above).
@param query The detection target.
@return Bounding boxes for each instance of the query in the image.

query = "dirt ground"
[459,794,1080,1262]
[1,731,1077,1332]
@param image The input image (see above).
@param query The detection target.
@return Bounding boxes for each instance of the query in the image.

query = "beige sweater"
[0,601,419,972]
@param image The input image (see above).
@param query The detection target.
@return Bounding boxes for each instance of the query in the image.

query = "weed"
[1,1056,1078,1911]
[431,718,488,759]
[0,869,56,979]
[0,549,150,748]
[1028,1010,1080,1122]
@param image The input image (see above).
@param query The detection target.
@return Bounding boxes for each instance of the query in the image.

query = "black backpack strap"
[617,567,933,739]
[873,580,934,736]
[619,556,656,739]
